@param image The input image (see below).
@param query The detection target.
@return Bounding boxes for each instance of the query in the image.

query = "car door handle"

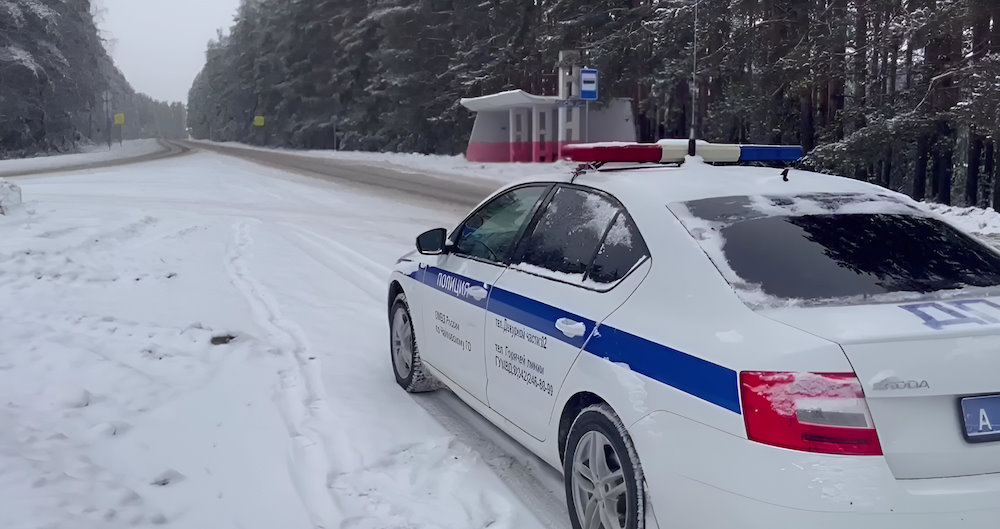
[467,285,488,301]
[555,318,586,338]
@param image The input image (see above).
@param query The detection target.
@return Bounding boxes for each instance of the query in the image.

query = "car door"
[419,184,550,404]
[485,185,651,440]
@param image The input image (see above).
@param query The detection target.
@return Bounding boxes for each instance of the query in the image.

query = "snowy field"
[0,152,562,529]
[0,140,165,176]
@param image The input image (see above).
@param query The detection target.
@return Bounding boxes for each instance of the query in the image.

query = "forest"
[0,0,186,159]
[187,0,1000,206]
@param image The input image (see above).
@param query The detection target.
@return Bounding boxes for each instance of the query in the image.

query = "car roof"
[567,159,892,207]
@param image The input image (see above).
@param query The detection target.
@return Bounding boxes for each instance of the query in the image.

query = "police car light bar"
[561,141,803,164]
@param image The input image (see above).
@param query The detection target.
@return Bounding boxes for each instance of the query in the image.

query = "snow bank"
[0,139,163,176]
[924,203,1000,236]
[0,178,21,214]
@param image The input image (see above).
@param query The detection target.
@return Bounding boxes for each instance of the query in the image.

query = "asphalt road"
[182,140,498,208]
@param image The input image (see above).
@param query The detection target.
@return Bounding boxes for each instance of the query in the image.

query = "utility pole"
[103,91,112,150]
[688,0,699,157]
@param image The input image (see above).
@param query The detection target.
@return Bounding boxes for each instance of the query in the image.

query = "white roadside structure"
[459,52,636,163]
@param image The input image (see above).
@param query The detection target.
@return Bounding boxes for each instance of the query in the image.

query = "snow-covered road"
[0,151,566,529]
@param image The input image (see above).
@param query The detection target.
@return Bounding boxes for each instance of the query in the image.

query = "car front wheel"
[564,403,645,529]
[389,292,438,393]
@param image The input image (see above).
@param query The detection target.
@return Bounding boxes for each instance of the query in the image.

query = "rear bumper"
[630,411,1000,528]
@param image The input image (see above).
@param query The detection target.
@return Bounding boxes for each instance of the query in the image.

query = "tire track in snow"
[224,220,350,528]
[412,392,570,529]
[278,223,390,304]
[278,224,570,528]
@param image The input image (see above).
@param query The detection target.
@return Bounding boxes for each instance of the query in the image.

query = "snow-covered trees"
[187,0,1000,205]
[0,0,186,158]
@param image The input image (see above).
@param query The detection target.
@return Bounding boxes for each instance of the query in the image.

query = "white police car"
[387,140,1000,529]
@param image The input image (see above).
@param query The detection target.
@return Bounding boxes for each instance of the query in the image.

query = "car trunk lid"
[761,296,1000,479]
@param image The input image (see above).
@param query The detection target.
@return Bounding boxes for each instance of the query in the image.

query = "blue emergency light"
[736,145,803,162]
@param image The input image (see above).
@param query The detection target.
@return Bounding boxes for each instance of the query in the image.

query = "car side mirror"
[416,228,448,255]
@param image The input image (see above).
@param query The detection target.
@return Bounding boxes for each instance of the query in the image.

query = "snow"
[203,140,574,188]
[0,140,164,176]
[578,191,619,235]
[603,213,634,248]
[511,260,646,291]
[22,0,58,23]
[1,45,41,74]
[0,151,555,529]
[924,203,1000,236]
[0,178,21,213]
[0,1,25,28]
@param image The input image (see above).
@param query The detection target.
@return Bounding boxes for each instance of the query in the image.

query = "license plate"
[961,395,1000,443]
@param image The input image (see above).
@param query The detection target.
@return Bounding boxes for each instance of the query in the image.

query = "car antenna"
[571,161,604,183]
[781,167,790,182]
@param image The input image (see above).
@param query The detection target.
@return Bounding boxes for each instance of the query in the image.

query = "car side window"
[514,187,620,277]
[452,185,548,263]
[587,212,649,284]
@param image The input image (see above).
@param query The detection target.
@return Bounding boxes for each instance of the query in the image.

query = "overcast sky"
[97,0,242,104]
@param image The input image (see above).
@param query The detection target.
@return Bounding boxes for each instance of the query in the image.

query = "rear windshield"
[670,193,1000,306]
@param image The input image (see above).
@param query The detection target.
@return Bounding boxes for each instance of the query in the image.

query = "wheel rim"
[391,307,413,379]
[571,430,629,529]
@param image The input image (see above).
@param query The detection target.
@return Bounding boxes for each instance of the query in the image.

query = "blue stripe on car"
[585,327,742,413]
[487,287,593,351]
[418,266,741,414]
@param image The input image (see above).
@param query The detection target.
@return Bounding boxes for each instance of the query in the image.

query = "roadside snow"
[925,203,1000,236]
[0,152,552,529]
[0,139,164,176]
[202,140,573,187]
[0,178,21,214]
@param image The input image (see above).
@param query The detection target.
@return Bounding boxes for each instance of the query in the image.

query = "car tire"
[564,403,645,529]
[389,292,438,393]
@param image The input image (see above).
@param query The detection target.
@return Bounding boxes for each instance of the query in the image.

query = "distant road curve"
[183,140,497,208]
[0,139,191,178]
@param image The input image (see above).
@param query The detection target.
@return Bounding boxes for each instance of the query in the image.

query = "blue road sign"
[581,68,598,101]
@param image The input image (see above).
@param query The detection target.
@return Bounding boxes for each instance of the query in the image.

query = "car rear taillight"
[740,372,883,456]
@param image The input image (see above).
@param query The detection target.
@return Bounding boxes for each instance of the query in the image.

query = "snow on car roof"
[574,157,893,206]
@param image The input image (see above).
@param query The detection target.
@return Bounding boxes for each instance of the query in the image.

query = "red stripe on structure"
[465,142,511,162]
[466,142,562,163]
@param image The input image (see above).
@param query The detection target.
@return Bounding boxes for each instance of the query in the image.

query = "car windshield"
[669,193,1000,306]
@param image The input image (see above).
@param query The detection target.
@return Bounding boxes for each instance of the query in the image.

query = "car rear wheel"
[389,292,438,393]
[564,404,645,529]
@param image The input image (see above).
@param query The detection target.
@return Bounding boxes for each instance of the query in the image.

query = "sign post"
[114,113,125,146]
[580,68,598,142]
[253,115,266,144]
[103,91,112,150]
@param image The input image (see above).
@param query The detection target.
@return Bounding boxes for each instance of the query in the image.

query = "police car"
[387,140,1000,529]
